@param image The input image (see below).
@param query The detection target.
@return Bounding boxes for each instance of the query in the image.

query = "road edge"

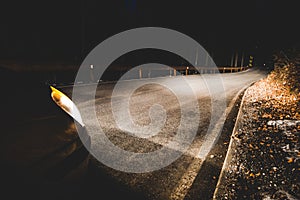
[183,80,260,200]
[212,80,260,199]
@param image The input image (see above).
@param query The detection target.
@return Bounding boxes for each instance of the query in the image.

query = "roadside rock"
[215,57,300,199]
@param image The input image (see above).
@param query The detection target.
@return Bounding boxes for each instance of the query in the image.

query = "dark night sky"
[0,0,298,66]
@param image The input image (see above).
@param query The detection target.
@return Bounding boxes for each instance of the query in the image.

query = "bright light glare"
[50,86,85,127]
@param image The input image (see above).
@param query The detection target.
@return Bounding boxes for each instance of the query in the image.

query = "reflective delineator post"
[50,86,84,127]
[50,86,90,148]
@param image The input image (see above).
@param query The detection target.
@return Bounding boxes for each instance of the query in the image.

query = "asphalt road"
[0,68,268,200]
[63,68,268,199]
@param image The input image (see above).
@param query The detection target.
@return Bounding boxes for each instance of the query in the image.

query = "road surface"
[0,68,268,200]
[64,68,268,199]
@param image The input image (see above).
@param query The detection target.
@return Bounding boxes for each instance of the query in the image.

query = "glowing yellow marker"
[50,86,85,127]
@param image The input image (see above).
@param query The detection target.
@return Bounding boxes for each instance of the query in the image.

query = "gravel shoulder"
[214,72,300,199]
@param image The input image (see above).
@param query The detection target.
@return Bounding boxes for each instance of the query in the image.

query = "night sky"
[0,0,298,66]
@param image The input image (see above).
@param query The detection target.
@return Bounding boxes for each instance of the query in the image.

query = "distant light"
[263,63,266,66]
[186,67,189,69]
[90,64,94,69]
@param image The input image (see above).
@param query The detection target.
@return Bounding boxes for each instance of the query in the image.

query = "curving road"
[0,68,268,199]
[67,68,268,200]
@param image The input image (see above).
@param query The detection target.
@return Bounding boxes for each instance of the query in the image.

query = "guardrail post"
[90,65,94,82]
[139,68,142,79]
